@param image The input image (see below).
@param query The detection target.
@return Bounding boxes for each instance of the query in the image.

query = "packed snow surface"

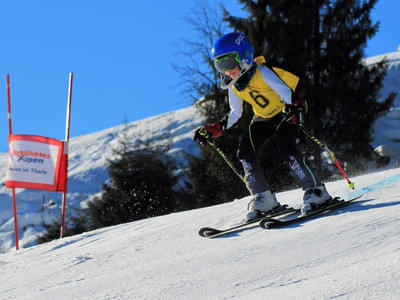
[0,167,399,299]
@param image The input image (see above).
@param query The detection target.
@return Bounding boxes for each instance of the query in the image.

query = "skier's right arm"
[194,88,243,145]
[225,88,244,129]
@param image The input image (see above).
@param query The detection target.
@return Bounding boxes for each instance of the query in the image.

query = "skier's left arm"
[260,67,306,126]
[260,66,293,105]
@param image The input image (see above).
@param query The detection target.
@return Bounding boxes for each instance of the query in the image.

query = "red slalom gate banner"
[6,134,67,192]
[5,73,73,250]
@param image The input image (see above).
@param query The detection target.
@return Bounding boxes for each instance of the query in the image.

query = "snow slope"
[0,167,399,299]
[0,107,203,251]
[0,52,399,253]
[368,52,400,157]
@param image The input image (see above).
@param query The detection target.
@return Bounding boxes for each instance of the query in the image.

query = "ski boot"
[301,184,332,215]
[245,190,281,221]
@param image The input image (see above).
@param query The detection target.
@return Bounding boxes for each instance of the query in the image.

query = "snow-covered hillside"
[0,107,203,251]
[367,52,400,157]
[0,167,399,299]
[0,52,399,253]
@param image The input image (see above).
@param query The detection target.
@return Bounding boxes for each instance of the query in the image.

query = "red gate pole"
[11,189,19,250]
[7,74,12,133]
[7,74,19,250]
[60,72,73,238]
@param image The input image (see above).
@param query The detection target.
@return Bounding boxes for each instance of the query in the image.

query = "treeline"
[38,0,396,243]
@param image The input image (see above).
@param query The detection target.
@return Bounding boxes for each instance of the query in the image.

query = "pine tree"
[223,0,396,174]
[87,150,179,228]
[86,127,183,228]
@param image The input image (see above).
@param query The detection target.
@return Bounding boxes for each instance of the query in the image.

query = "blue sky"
[1,0,399,152]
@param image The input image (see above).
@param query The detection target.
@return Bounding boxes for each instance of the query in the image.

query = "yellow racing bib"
[232,57,299,119]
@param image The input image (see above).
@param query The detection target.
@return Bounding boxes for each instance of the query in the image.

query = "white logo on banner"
[7,140,60,185]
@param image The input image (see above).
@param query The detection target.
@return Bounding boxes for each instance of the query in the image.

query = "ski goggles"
[214,53,241,73]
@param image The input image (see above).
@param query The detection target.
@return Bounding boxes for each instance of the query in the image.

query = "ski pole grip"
[199,127,208,136]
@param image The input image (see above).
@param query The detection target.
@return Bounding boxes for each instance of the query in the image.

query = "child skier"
[194,32,332,220]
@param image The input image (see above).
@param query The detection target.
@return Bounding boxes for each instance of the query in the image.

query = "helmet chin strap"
[219,62,253,90]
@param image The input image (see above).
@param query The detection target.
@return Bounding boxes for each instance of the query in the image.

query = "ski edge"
[198,206,298,238]
[260,194,364,229]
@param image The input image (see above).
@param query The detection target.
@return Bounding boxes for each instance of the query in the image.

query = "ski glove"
[194,122,224,146]
[283,99,307,127]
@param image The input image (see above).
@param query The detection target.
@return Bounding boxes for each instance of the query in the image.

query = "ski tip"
[260,218,283,229]
[198,227,222,237]
[260,220,272,229]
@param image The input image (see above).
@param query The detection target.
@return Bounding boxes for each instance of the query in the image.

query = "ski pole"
[301,127,355,189]
[206,140,247,185]
[197,127,247,184]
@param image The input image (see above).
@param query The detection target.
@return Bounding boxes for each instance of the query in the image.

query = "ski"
[199,205,298,238]
[259,195,364,229]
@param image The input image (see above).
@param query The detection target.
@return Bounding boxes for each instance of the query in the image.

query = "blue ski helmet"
[212,32,253,63]
[211,32,254,89]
